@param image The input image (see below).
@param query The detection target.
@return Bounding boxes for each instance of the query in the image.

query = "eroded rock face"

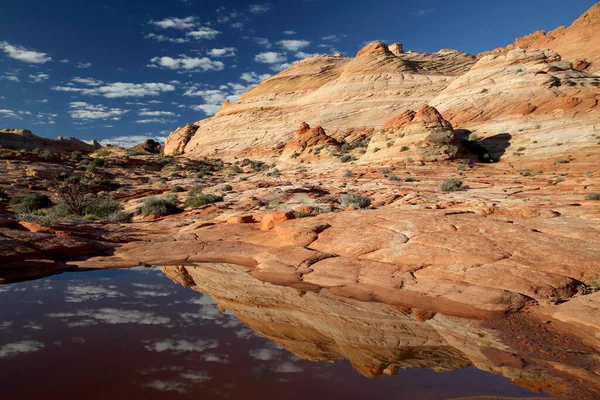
[166,44,476,159]
[280,122,341,162]
[164,123,199,155]
[361,105,464,162]
[131,139,163,154]
[478,3,600,73]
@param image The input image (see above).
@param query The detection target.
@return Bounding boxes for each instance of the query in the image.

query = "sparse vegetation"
[388,175,401,181]
[141,196,180,216]
[184,193,224,208]
[340,193,371,209]
[584,193,600,200]
[223,184,233,191]
[440,178,463,192]
[12,193,53,213]
[400,146,409,152]
[340,154,354,163]
[344,169,354,178]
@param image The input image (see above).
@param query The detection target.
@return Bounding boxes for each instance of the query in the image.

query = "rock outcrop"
[361,105,464,162]
[0,129,100,154]
[280,122,341,162]
[131,139,163,154]
[163,123,199,155]
[478,3,600,73]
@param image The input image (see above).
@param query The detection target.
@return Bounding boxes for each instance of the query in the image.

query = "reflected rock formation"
[163,263,600,398]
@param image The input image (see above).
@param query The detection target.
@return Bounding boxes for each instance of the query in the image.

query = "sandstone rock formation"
[163,123,199,155]
[361,105,465,162]
[0,128,100,154]
[279,122,341,162]
[479,3,600,73]
[163,43,476,159]
[131,138,163,154]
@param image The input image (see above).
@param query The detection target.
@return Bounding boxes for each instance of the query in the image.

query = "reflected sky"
[0,267,543,400]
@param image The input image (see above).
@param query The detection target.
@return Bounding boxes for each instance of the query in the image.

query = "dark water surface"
[0,267,544,400]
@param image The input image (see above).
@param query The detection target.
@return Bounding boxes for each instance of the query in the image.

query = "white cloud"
[249,4,272,14]
[0,340,45,358]
[283,30,296,35]
[180,371,211,382]
[295,51,317,59]
[64,284,124,302]
[144,338,218,353]
[149,16,197,30]
[416,8,436,17]
[150,55,224,72]
[72,77,104,86]
[135,118,174,124]
[272,361,303,373]
[76,62,92,69]
[69,102,129,120]
[207,47,236,57]
[143,380,187,393]
[3,74,20,82]
[254,51,286,64]
[230,22,244,29]
[245,37,271,48]
[278,39,310,51]
[100,134,167,148]
[29,72,49,83]
[190,104,221,115]
[48,308,170,326]
[53,82,176,98]
[138,110,176,117]
[186,27,221,40]
[270,62,292,72]
[240,71,271,83]
[321,34,343,42]
[201,353,229,363]
[0,109,30,119]
[145,33,190,44]
[0,41,52,64]
[249,348,282,361]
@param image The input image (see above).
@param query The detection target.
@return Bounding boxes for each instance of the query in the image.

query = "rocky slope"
[0,128,100,154]
[164,3,600,165]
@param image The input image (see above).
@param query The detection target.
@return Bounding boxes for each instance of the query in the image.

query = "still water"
[0,265,545,399]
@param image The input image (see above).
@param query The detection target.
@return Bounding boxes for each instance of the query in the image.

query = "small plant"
[223,184,233,191]
[344,169,354,178]
[339,154,354,163]
[106,211,132,223]
[188,185,203,196]
[521,171,533,177]
[584,193,600,200]
[184,193,224,208]
[388,175,401,181]
[170,185,185,193]
[37,150,54,161]
[405,177,416,182]
[380,168,390,174]
[457,163,466,171]
[293,210,311,218]
[556,159,570,164]
[12,193,53,213]
[400,146,409,152]
[556,142,564,146]
[70,151,83,162]
[290,152,300,159]
[141,196,180,216]
[82,214,99,221]
[373,147,381,153]
[440,178,463,192]
[269,168,281,178]
[339,193,371,209]
[84,197,123,218]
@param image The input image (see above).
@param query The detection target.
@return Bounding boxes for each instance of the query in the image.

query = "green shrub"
[141,196,179,216]
[380,168,390,174]
[188,185,203,196]
[269,169,281,178]
[340,154,354,163]
[37,150,54,161]
[106,211,132,223]
[440,178,463,192]
[82,214,99,221]
[584,193,600,200]
[457,163,466,171]
[339,193,371,209]
[344,169,354,178]
[12,193,53,213]
[84,197,123,218]
[223,184,233,191]
[400,146,409,152]
[388,175,401,181]
[70,151,83,162]
[184,194,224,208]
[405,177,416,182]
[170,185,185,193]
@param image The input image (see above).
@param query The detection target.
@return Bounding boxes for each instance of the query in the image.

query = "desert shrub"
[380,168,390,174]
[82,214,98,221]
[405,177,416,182]
[556,159,570,164]
[70,151,83,162]
[388,175,401,181]
[293,210,311,218]
[269,168,281,178]
[141,196,180,216]
[37,150,54,161]
[106,211,132,223]
[95,148,111,157]
[170,185,185,193]
[457,163,466,171]
[92,158,105,167]
[339,154,354,163]
[48,176,90,215]
[188,184,203,196]
[231,165,243,174]
[400,146,409,152]
[339,193,371,209]
[184,193,223,208]
[440,178,463,192]
[584,193,600,200]
[344,169,354,178]
[223,184,233,191]
[84,197,123,218]
[12,193,53,213]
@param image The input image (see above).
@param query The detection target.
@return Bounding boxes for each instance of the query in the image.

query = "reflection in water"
[0,264,582,399]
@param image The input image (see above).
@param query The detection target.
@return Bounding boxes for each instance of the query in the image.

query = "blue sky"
[0,0,596,147]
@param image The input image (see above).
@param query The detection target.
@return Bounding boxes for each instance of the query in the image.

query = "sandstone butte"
[1,3,600,399]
